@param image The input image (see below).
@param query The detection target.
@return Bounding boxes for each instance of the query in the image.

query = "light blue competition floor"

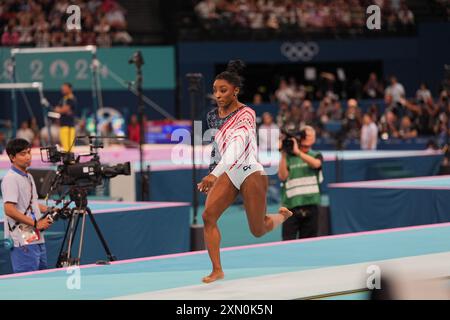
[0,223,449,300]
[0,200,283,247]
[0,150,437,174]
[334,176,450,188]
[0,200,163,222]
[0,201,282,245]
[379,176,450,188]
[320,150,434,160]
[319,291,371,300]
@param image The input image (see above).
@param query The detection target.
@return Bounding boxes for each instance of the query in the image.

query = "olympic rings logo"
[281,42,320,62]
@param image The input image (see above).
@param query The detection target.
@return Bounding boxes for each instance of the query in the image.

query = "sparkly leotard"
[206,106,244,173]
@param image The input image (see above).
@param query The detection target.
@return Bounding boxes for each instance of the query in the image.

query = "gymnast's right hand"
[197,174,217,194]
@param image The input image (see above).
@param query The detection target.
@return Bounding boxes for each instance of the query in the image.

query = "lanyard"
[7,167,36,231]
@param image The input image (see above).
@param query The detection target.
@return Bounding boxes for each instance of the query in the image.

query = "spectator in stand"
[316,72,337,100]
[2,23,20,46]
[317,96,333,135]
[275,79,295,105]
[398,95,437,136]
[416,83,433,105]
[330,97,344,121]
[379,110,399,139]
[40,119,60,146]
[425,139,439,151]
[104,1,127,30]
[434,90,450,145]
[100,122,116,147]
[34,13,50,47]
[75,119,90,145]
[368,104,380,122]
[83,13,96,33]
[434,112,450,148]
[398,3,415,27]
[16,121,34,143]
[398,116,418,139]
[360,113,378,150]
[127,114,141,144]
[398,97,421,122]
[96,30,112,47]
[299,100,316,127]
[390,0,402,11]
[344,98,362,139]
[195,0,219,29]
[288,78,306,105]
[31,135,41,148]
[363,72,384,99]
[437,89,450,116]
[29,117,40,140]
[288,103,302,130]
[415,84,439,135]
[87,0,103,15]
[113,25,133,45]
[385,76,406,115]
[258,112,280,152]
[0,131,6,154]
[252,93,263,105]
[276,101,291,130]
[95,16,111,34]
[248,6,265,30]
[17,13,33,45]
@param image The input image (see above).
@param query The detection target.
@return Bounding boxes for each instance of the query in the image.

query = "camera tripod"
[55,188,116,267]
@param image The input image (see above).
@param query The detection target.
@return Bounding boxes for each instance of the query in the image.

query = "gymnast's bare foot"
[279,207,293,221]
[202,270,225,283]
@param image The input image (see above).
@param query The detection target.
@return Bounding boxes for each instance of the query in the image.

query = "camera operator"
[278,126,323,240]
[1,139,53,273]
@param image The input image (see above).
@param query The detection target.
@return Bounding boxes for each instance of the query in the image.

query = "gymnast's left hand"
[197,174,217,194]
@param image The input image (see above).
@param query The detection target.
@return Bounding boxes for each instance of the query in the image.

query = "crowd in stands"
[3,72,449,153]
[0,113,142,154]
[0,0,132,47]
[194,0,415,34]
[0,116,85,149]
[256,73,450,150]
[436,0,450,21]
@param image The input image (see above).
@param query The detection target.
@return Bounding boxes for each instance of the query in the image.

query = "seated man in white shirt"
[258,112,280,152]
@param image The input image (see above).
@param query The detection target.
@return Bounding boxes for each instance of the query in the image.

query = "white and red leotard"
[209,105,264,189]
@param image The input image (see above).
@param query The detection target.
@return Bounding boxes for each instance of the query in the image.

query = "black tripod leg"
[56,210,81,267]
[56,214,73,268]
[68,211,82,264]
[86,207,116,262]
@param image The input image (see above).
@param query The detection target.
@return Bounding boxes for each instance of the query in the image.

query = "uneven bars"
[0,82,47,106]
[0,82,43,90]
[0,81,53,145]
[10,45,100,133]
[11,45,96,56]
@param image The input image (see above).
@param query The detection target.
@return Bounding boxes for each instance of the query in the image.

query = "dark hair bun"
[227,60,246,75]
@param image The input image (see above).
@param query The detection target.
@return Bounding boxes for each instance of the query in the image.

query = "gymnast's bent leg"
[240,171,292,238]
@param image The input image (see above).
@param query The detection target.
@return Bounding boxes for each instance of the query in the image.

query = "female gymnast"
[198,60,293,283]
